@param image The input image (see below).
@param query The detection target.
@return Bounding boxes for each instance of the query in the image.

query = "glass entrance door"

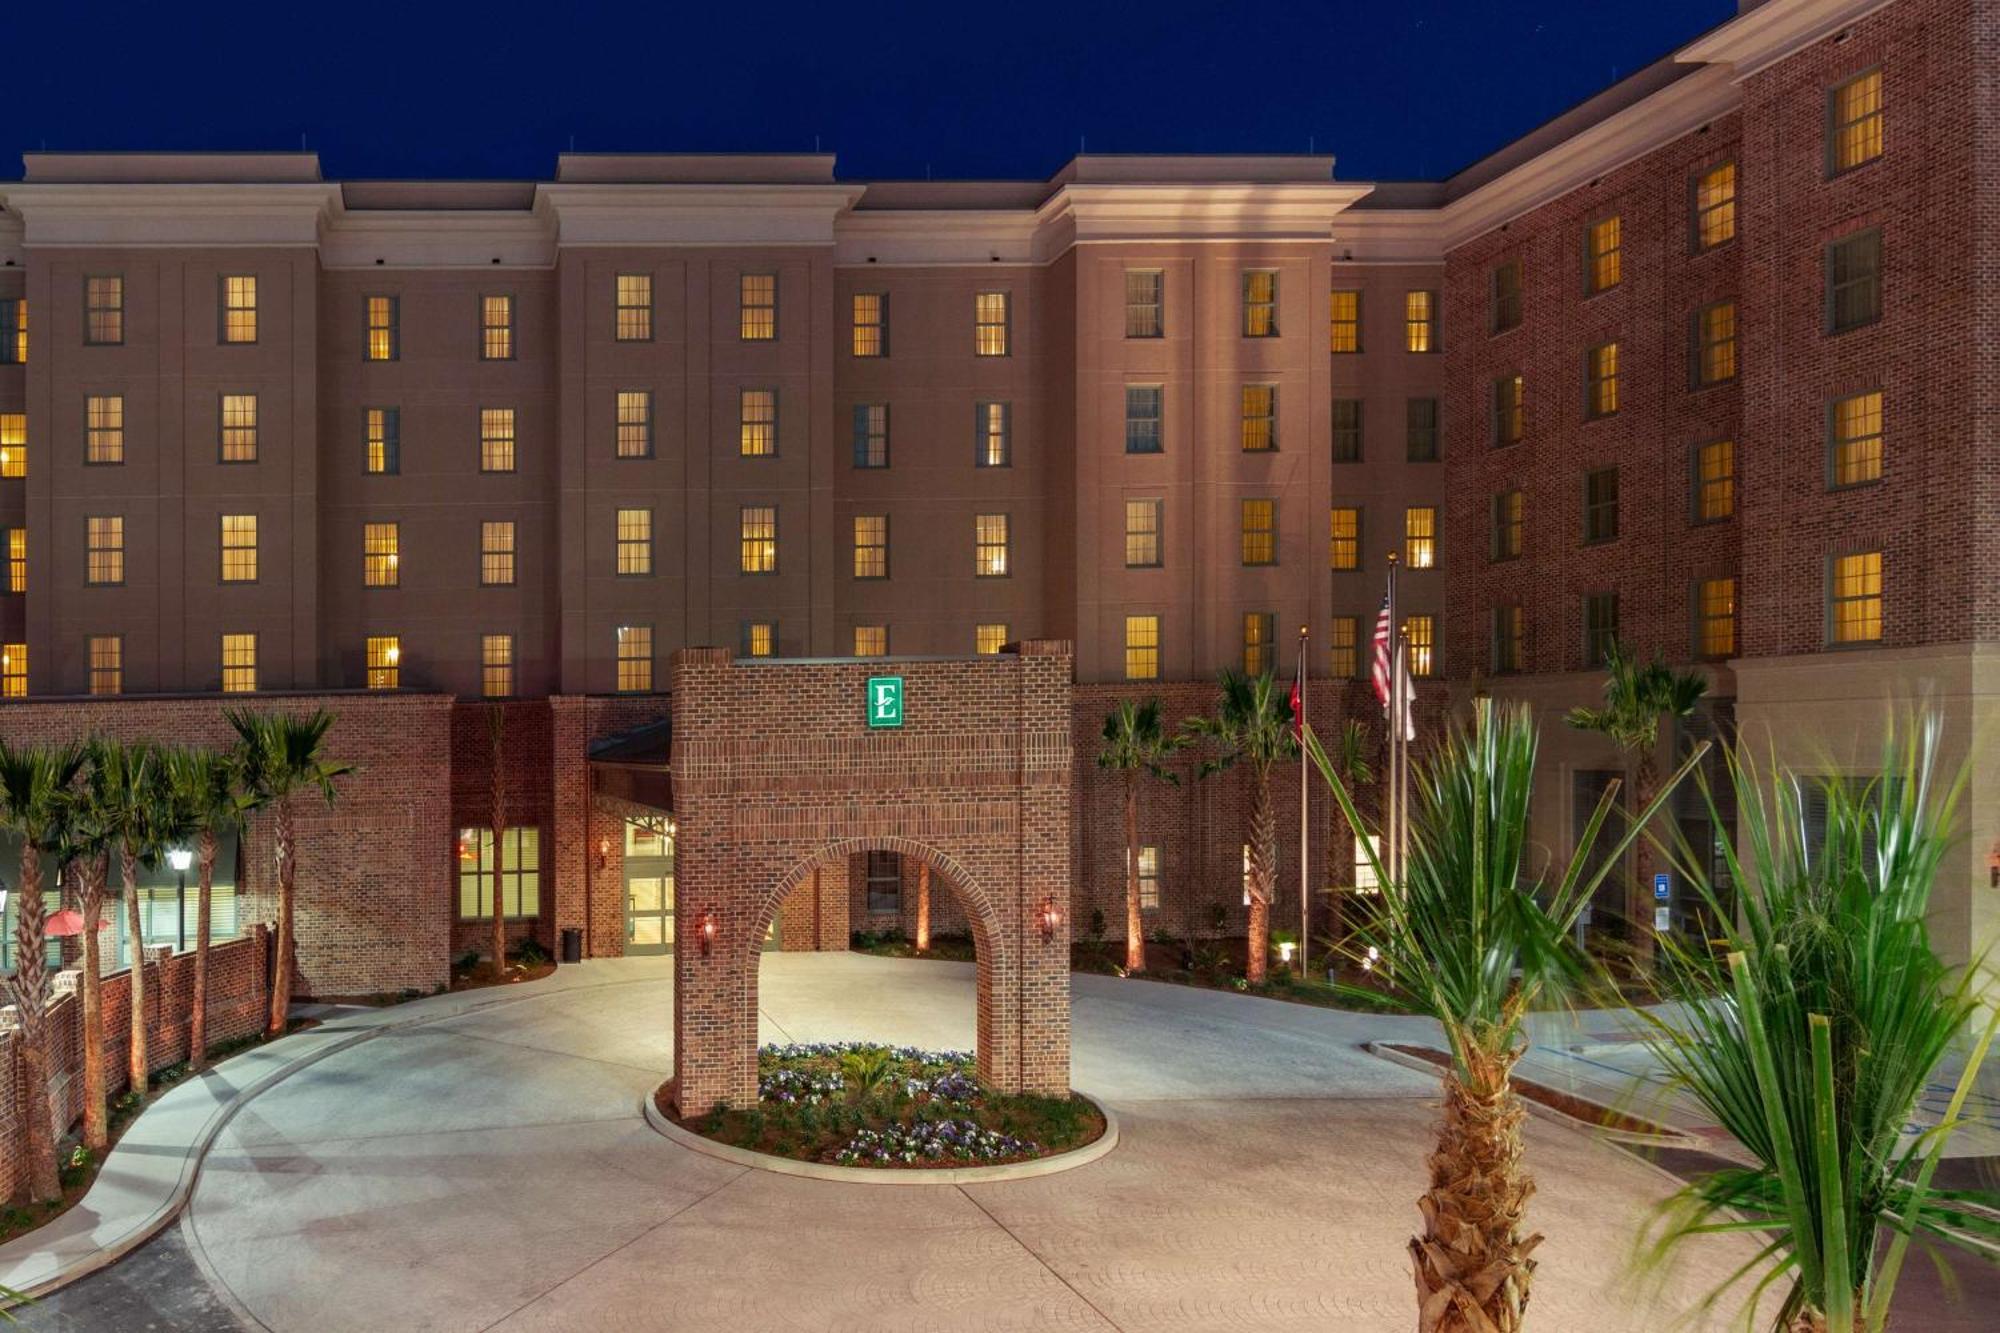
[623,818,675,955]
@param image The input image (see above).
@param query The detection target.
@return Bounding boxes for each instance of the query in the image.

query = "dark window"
[1584,593,1620,667]
[865,850,902,913]
[1826,229,1882,334]
[1125,386,1163,454]
[1331,398,1363,463]
[1490,260,1522,334]
[1406,398,1439,462]
[1583,469,1619,544]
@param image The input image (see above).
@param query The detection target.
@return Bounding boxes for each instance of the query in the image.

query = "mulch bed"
[447,959,557,994]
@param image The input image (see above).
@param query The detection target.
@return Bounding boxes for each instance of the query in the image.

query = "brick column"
[549,696,591,957]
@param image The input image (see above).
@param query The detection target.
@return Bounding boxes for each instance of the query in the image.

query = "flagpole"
[1297,622,1309,973]
[1385,552,1401,889]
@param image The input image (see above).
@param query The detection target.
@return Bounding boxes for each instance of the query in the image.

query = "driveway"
[95,955,1759,1330]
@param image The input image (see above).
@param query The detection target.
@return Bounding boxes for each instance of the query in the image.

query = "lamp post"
[168,848,194,954]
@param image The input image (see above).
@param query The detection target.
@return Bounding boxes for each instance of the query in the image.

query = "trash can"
[560,928,583,964]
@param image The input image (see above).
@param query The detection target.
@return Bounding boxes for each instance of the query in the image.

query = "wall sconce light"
[700,912,717,957]
[1037,899,1062,943]
[597,837,610,872]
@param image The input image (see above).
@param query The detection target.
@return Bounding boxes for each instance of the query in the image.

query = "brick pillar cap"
[672,646,734,668]
[1013,639,1073,659]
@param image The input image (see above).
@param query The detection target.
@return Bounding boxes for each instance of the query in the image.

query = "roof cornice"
[0,182,341,248]
[1677,0,1900,81]
[536,182,866,247]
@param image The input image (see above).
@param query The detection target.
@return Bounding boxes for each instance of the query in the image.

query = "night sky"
[5,1,1738,183]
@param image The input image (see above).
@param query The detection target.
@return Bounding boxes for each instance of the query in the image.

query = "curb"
[642,1090,1120,1185]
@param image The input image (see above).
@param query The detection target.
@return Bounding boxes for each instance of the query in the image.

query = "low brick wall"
[1,929,270,1202]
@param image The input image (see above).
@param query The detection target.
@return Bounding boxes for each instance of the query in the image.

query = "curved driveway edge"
[641,1086,1120,1184]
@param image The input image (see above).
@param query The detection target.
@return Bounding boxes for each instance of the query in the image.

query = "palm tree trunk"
[122,844,150,1096]
[268,796,295,1038]
[490,707,508,971]
[1124,774,1144,973]
[79,853,109,1153]
[1411,1037,1539,1333]
[193,829,215,1069]
[915,862,930,952]
[1628,753,1659,973]
[8,842,61,1202]
[1247,767,1274,984]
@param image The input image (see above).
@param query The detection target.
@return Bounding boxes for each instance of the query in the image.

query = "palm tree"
[1563,640,1707,967]
[0,740,85,1203]
[1097,699,1183,973]
[1308,699,1703,1333]
[161,746,253,1069]
[228,708,353,1038]
[487,705,509,973]
[1183,670,1296,984]
[90,740,176,1096]
[1636,716,1998,1333]
[57,761,115,1154]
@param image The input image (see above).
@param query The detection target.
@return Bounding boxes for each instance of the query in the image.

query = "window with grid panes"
[1242,613,1275,677]
[1331,398,1362,462]
[366,296,399,360]
[1242,271,1277,337]
[1584,469,1620,543]
[853,516,888,579]
[1240,385,1276,452]
[1328,289,1360,352]
[0,299,24,364]
[616,274,653,341]
[220,275,257,344]
[1137,845,1160,910]
[480,521,515,586]
[1125,500,1161,568]
[0,413,24,478]
[742,622,776,658]
[1125,270,1163,338]
[1405,290,1437,352]
[221,514,257,582]
[616,625,653,691]
[975,513,1010,577]
[1696,578,1736,658]
[1828,70,1883,174]
[616,391,652,459]
[481,634,514,698]
[1491,260,1522,333]
[1124,615,1160,681]
[366,408,399,474]
[976,401,1011,467]
[86,276,124,345]
[363,522,399,587]
[853,626,888,657]
[1694,441,1735,521]
[480,408,516,472]
[86,515,123,584]
[5,529,22,594]
[1829,552,1882,643]
[220,633,257,693]
[851,292,887,356]
[852,404,888,468]
[1404,507,1436,569]
[1829,391,1883,487]
[1693,163,1736,250]
[1329,506,1359,570]
[1240,500,1276,566]
[88,635,122,695]
[740,274,777,340]
[1585,217,1622,293]
[1403,615,1435,678]
[1406,398,1439,462]
[365,635,400,689]
[974,291,1009,355]
[740,507,776,573]
[739,389,776,457]
[1125,385,1162,454]
[1,643,24,698]
[457,827,541,919]
[1492,490,1523,560]
[481,295,514,360]
[86,395,123,463]
[1584,593,1619,666]
[1493,605,1524,674]
[614,508,652,576]
[220,393,258,461]
[1826,229,1881,333]
[1329,616,1359,678]
[1693,302,1737,386]
[1586,343,1620,418]
[1493,374,1523,445]
[975,623,1009,655]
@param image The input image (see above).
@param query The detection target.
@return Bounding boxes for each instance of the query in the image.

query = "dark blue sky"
[7,1,1736,183]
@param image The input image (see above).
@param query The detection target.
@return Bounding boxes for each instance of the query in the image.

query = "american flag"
[1370,593,1393,710]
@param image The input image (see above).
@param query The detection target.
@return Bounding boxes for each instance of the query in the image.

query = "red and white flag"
[1370,593,1394,710]
[1289,643,1304,741]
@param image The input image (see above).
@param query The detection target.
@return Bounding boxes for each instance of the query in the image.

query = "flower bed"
[663,1042,1105,1169]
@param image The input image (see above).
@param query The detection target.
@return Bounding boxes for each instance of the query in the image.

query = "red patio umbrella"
[46,908,106,938]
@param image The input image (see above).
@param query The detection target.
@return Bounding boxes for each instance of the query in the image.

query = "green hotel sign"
[866,676,904,728]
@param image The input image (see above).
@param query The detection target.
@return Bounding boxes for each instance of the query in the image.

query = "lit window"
[0,413,24,478]
[366,296,399,361]
[366,408,400,474]
[1492,374,1524,446]
[851,292,887,356]
[740,506,777,574]
[86,276,124,345]
[86,395,124,464]
[852,403,889,468]
[742,622,776,658]
[1242,612,1275,677]
[1693,303,1737,386]
[220,393,258,462]
[1830,552,1882,643]
[1329,506,1359,571]
[1826,229,1882,333]
[481,295,514,360]
[1403,615,1435,678]
[1331,398,1362,463]
[616,390,652,459]
[976,401,1011,467]
[1240,384,1277,452]
[1693,162,1736,250]
[1124,614,1160,681]
[1243,270,1278,337]
[740,274,777,341]
[1584,594,1619,667]
[480,521,516,586]
[363,522,400,587]
[1492,490,1523,561]
[1828,70,1883,174]
[1492,605,1524,674]
[975,623,1009,655]
[1136,845,1160,910]
[1586,342,1620,418]
[0,643,24,698]
[1696,578,1736,659]
[5,528,23,593]
[1329,616,1358,678]
[1829,391,1883,488]
[739,389,777,457]
[456,827,541,919]
[0,299,24,364]
[1404,507,1436,569]
[616,625,653,691]
[1584,469,1620,544]
[221,514,258,582]
[481,634,514,698]
[616,508,652,576]
[220,633,257,693]
[480,408,517,473]
[1125,499,1162,568]
[1406,398,1439,463]
[1328,289,1360,352]
[88,635,122,695]
[1125,385,1163,454]
[1125,270,1163,338]
[616,274,653,341]
[1405,290,1437,353]
[1490,260,1522,333]
[853,625,888,657]
[1585,217,1622,293]
[974,291,1010,356]
[365,635,401,689]
[1240,500,1276,566]
[86,515,124,585]
[974,513,1010,577]
[220,275,257,344]
[1694,441,1736,522]
[853,515,889,579]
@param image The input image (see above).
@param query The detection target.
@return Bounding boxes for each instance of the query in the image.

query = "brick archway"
[668,642,1073,1115]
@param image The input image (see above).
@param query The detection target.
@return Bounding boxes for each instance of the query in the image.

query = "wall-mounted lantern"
[1037,898,1062,943]
[700,912,717,957]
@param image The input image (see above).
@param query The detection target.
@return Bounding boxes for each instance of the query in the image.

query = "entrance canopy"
[588,719,671,812]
